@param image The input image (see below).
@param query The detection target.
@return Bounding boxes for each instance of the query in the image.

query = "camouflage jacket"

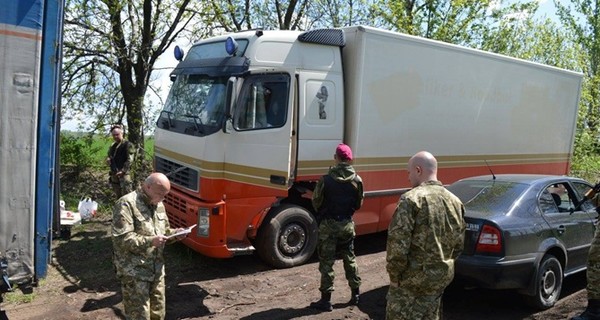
[112,187,175,281]
[386,180,465,295]
[312,162,364,214]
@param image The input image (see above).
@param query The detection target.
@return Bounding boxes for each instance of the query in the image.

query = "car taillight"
[475,224,502,254]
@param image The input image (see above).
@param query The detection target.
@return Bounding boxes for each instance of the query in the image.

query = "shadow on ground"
[237,285,388,320]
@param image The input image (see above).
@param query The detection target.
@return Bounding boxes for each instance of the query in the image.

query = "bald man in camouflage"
[386,151,465,319]
[112,172,186,319]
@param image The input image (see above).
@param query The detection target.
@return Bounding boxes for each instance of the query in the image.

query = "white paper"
[166,224,197,239]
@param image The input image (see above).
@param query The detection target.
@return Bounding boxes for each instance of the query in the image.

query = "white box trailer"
[343,26,580,173]
[153,25,582,268]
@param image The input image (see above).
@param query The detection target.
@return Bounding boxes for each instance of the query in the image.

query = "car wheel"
[255,205,318,268]
[524,254,563,310]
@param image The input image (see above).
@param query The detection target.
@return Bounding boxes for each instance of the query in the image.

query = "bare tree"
[62,0,206,148]
[206,0,379,33]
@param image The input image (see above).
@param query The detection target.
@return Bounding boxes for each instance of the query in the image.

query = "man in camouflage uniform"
[386,151,465,320]
[310,143,364,312]
[106,124,136,198]
[112,172,185,320]
[572,182,600,320]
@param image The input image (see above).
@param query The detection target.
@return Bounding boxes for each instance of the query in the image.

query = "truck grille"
[164,193,189,228]
[155,156,199,191]
[164,192,187,213]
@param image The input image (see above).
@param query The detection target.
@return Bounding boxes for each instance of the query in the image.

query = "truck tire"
[256,205,318,268]
[524,254,563,310]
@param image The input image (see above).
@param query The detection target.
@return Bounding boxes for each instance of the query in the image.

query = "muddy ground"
[0,216,592,319]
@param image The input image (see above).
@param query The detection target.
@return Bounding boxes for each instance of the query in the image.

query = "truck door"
[296,71,344,174]
[229,74,293,192]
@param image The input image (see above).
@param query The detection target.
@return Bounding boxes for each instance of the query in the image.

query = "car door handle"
[557,225,566,234]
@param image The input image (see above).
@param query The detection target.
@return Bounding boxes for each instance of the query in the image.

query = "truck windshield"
[157,74,228,136]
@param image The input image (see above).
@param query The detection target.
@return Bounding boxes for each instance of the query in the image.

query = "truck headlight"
[197,208,210,237]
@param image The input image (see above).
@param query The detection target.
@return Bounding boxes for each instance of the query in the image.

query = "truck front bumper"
[164,190,257,258]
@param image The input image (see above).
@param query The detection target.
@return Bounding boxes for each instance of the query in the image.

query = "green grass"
[90,135,154,165]
[92,136,111,163]
[60,132,154,166]
[3,290,36,304]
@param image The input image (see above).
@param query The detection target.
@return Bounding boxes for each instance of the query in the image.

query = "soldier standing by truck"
[309,143,364,312]
[106,124,135,198]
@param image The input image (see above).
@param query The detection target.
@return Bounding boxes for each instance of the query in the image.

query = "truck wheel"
[524,254,563,310]
[256,205,318,268]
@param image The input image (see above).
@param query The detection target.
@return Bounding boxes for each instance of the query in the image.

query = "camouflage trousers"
[386,285,443,320]
[317,218,361,293]
[120,273,166,320]
[587,226,600,299]
[110,172,133,199]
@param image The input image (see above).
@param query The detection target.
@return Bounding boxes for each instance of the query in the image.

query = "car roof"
[453,174,586,185]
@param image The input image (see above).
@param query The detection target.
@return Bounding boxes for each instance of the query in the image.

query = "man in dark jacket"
[106,124,135,198]
[309,143,364,312]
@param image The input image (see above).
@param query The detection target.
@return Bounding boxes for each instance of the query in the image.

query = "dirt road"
[0,224,591,319]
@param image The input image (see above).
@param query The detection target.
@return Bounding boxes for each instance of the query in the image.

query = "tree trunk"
[124,93,145,150]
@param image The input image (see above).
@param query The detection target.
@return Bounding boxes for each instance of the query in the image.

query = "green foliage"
[60,132,109,208]
[552,0,600,178]
[480,16,582,70]
[572,124,600,183]
[370,0,503,46]
[60,133,103,172]
[59,131,155,209]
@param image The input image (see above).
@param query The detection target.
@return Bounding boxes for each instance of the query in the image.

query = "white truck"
[154,26,582,268]
[0,0,63,296]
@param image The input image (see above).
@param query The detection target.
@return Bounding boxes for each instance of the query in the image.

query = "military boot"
[572,299,600,320]
[309,292,333,312]
[349,288,360,305]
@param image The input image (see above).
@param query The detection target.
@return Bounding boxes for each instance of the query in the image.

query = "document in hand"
[166,224,197,239]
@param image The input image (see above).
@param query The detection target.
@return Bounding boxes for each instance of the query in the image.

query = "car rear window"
[447,180,528,214]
